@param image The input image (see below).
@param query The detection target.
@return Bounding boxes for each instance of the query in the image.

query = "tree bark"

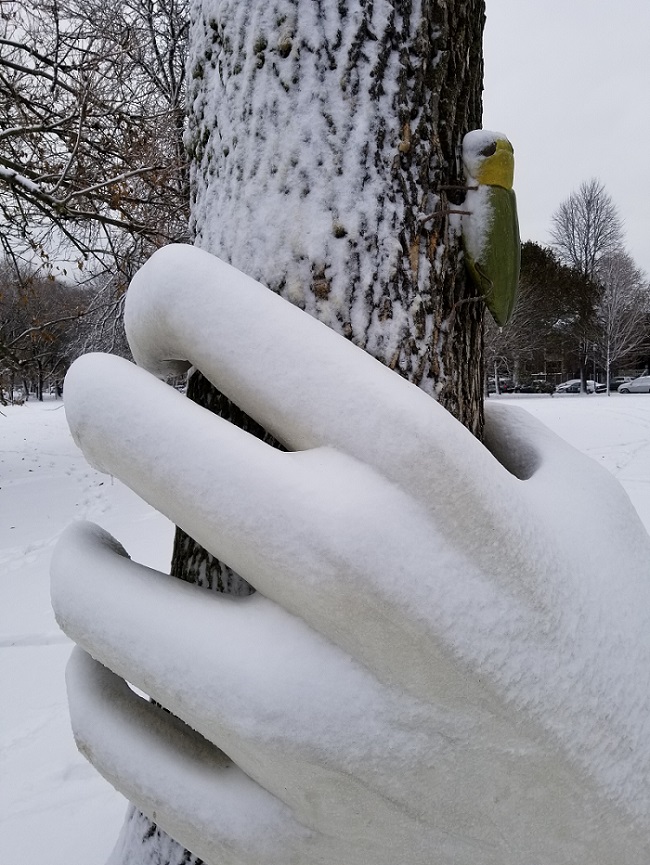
[108,1,485,862]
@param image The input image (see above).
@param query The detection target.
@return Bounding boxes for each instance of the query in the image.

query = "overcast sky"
[482,0,650,276]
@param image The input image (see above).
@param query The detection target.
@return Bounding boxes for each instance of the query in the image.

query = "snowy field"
[4,390,650,864]
[1,395,174,864]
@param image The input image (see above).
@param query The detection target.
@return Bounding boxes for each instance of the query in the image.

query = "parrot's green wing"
[464,187,521,327]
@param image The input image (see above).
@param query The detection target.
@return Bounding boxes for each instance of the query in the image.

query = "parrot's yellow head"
[462,130,514,190]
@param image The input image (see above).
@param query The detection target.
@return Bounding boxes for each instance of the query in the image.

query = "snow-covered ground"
[1,395,174,864]
[4,390,650,864]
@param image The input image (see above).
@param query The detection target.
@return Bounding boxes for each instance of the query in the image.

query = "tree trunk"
[108,1,485,862]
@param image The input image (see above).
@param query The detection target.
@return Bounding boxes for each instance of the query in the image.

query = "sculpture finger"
[62,357,554,702]
[66,647,316,865]
[53,522,446,841]
[124,244,511,506]
[56,527,645,865]
[483,401,605,481]
[64,349,525,589]
[61,353,434,612]
[484,401,650,545]
[483,402,545,480]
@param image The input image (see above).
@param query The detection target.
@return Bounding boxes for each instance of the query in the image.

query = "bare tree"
[595,250,650,392]
[0,0,189,280]
[0,264,89,398]
[550,179,623,389]
[551,178,623,280]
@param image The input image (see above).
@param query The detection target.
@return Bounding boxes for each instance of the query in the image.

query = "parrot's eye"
[480,142,497,157]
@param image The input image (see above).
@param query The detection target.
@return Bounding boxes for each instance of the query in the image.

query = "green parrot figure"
[461,130,521,327]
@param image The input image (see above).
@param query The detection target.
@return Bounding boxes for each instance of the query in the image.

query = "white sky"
[483,0,650,276]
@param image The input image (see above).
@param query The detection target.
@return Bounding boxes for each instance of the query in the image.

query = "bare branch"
[0,0,190,282]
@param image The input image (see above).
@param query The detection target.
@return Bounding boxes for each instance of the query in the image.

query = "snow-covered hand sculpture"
[51,245,650,865]
[462,129,521,326]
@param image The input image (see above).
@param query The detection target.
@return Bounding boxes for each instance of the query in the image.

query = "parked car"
[618,376,650,393]
[487,377,515,394]
[555,380,581,393]
[514,380,555,394]
[610,376,633,391]
[555,379,606,394]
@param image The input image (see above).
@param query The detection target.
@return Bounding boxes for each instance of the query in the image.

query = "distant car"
[514,380,555,394]
[487,377,515,394]
[555,379,606,394]
[619,376,650,393]
[610,376,633,391]
[555,380,581,393]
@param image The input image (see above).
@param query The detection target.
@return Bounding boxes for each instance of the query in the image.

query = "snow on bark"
[186,0,408,356]
[185,0,484,417]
